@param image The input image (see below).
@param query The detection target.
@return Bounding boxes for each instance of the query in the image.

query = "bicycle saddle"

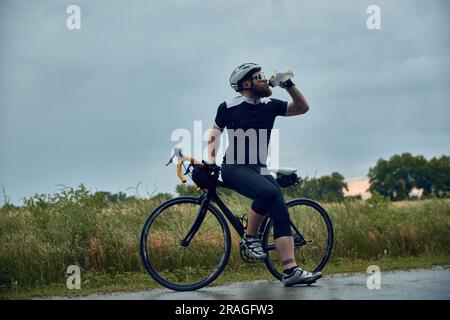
[269,167,297,177]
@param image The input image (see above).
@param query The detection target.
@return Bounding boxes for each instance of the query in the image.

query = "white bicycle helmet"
[229,63,262,92]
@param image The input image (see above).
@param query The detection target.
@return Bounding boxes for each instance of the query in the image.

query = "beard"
[250,85,272,98]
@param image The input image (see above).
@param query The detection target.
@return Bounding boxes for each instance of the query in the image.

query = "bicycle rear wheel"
[140,196,231,291]
[262,198,334,281]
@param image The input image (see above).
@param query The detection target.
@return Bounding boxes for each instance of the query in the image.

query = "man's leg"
[262,174,322,285]
[240,208,268,261]
[221,164,278,234]
[246,208,266,236]
[274,236,296,270]
[260,175,296,270]
[221,164,278,261]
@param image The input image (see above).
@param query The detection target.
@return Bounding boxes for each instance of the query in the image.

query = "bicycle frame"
[179,187,248,246]
[169,149,311,250]
[179,184,309,250]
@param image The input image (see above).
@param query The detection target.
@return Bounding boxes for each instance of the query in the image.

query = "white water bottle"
[269,69,294,87]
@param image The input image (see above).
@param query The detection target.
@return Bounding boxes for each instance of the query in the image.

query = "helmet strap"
[238,78,254,92]
[250,78,255,89]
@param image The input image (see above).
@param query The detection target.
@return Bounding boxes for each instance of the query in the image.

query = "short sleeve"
[214,102,227,129]
[269,98,288,117]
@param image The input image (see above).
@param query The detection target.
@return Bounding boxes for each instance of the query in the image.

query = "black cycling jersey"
[214,95,288,165]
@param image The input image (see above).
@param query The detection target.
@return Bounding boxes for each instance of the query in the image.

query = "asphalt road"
[40,266,450,300]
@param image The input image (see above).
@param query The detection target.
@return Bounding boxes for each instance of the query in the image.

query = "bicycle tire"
[140,196,231,291]
[262,198,334,281]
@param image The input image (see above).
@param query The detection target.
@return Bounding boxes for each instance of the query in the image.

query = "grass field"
[1,185,449,298]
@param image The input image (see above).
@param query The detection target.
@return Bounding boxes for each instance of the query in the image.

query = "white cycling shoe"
[240,234,267,262]
[282,267,322,286]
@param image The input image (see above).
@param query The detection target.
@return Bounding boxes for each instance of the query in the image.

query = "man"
[207,63,321,286]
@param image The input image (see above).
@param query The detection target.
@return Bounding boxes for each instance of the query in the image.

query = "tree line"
[176,153,449,202]
[175,172,350,202]
[2,153,447,210]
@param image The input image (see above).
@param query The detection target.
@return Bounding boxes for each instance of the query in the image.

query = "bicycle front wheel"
[140,196,231,291]
[262,198,334,281]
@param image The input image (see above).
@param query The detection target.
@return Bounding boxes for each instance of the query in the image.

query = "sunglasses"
[251,72,267,81]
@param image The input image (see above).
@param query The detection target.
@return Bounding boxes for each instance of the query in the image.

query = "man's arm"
[285,82,310,116]
[207,124,223,163]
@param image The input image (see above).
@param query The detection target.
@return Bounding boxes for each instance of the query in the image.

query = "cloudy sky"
[1,0,449,204]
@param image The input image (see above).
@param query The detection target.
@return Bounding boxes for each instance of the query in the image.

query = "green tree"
[283,172,348,202]
[175,184,232,198]
[317,172,349,202]
[175,184,200,196]
[426,155,450,197]
[93,191,135,204]
[367,153,447,200]
[151,192,173,202]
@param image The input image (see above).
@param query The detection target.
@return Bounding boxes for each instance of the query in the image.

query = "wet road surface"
[40,266,450,300]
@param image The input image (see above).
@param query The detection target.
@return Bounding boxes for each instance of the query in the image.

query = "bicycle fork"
[179,194,210,247]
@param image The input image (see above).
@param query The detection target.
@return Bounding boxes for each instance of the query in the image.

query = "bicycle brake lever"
[165,148,184,166]
[165,153,176,166]
[183,165,191,175]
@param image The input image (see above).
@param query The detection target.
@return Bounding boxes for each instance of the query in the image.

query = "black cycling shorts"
[221,164,292,239]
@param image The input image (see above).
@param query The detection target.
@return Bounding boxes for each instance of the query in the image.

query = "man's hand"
[203,160,220,174]
[279,78,295,89]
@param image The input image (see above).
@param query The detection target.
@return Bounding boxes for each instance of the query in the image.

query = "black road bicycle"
[140,148,334,291]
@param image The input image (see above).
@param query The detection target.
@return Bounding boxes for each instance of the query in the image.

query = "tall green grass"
[0,185,449,290]
[326,195,450,262]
